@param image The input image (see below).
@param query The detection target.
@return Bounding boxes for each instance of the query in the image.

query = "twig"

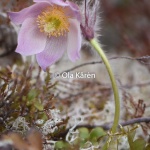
[53,117,150,139]
[75,117,150,130]
[121,117,150,126]
[60,56,150,74]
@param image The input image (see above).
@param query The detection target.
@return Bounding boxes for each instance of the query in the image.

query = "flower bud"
[80,0,100,41]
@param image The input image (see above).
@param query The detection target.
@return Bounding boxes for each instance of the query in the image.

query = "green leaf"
[27,89,38,101]
[78,127,89,140]
[127,130,136,149]
[128,131,146,150]
[41,113,48,121]
[34,101,43,111]
[89,127,106,144]
[78,128,89,147]
[90,127,106,139]
[55,141,70,150]
[145,144,150,150]
[102,142,109,150]
[133,138,146,150]
[55,141,65,149]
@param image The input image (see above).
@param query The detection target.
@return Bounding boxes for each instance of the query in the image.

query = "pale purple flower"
[80,0,100,41]
[8,0,81,70]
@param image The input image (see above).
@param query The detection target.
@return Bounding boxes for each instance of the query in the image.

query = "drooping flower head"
[80,0,100,41]
[8,0,81,70]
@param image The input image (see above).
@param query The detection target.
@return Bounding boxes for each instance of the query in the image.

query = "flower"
[8,0,82,70]
[80,0,100,41]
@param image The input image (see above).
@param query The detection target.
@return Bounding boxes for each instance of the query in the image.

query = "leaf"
[127,130,136,149]
[27,89,38,101]
[90,127,106,140]
[55,141,65,149]
[128,131,146,150]
[132,138,146,150]
[78,128,89,147]
[34,101,44,111]
[145,144,150,150]
[78,127,89,140]
[55,141,70,150]
[89,127,106,145]
[102,143,109,150]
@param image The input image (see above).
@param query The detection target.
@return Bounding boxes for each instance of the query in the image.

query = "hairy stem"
[90,38,120,133]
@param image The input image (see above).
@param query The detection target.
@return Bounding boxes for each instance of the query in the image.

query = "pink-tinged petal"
[33,0,81,21]
[65,1,81,21]
[16,18,46,55]
[8,2,49,25]
[36,36,67,71]
[67,19,81,62]
[34,0,68,6]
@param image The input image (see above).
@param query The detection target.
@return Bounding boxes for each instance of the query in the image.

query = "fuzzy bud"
[80,0,100,41]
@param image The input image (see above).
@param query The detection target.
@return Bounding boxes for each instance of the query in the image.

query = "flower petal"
[16,18,46,55]
[33,0,81,21]
[67,19,81,62]
[36,36,67,71]
[8,2,48,25]
[65,1,81,21]
[34,0,68,6]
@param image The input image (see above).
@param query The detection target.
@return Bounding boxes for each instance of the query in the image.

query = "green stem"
[90,38,120,133]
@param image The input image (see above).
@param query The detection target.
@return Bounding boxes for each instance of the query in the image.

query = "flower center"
[37,6,70,37]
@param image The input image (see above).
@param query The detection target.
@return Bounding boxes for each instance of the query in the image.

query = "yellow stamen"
[37,6,70,37]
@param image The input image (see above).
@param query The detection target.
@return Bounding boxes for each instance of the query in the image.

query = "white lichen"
[12,117,29,131]
[42,109,62,135]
